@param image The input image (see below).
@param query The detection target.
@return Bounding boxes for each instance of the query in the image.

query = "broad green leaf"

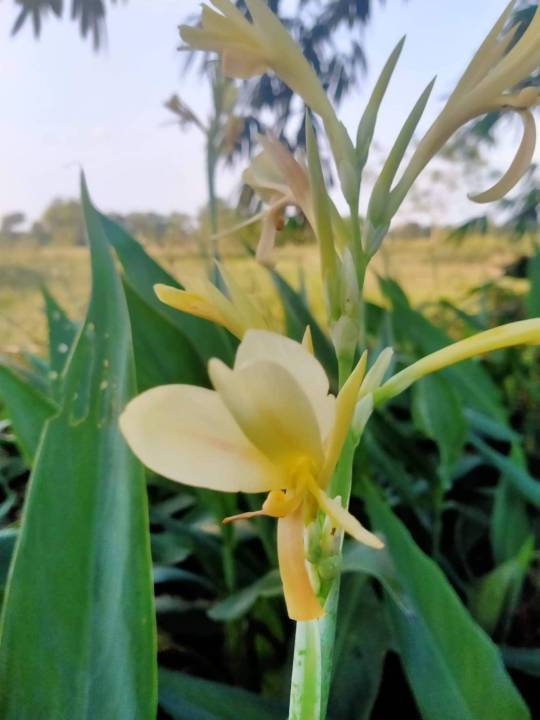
[0,365,57,464]
[366,488,530,720]
[328,575,390,720]
[0,177,157,719]
[123,281,207,391]
[159,668,285,720]
[42,287,78,399]
[469,537,534,635]
[208,569,281,621]
[99,211,234,364]
[412,373,466,482]
[270,269,337,386]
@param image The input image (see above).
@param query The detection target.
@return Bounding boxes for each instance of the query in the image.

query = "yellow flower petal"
[235,330,335,442]
[375,318,540,404]
[469,110,536,204]
[319,352,367,487]
[244,0,333,120]
[277,506,324,621]
[221,48,268,79]
[154,283,243,337]
[209,357,325,468]
[258,135,314,226]
[255,212,278,267]
[215,263,270,332]
[120,385,284,493]
[307,479,383,549]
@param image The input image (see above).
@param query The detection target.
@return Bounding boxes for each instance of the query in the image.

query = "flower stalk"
[127,3,540,719]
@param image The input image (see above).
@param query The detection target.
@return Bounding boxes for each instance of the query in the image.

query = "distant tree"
[41,199,85,246]
[7,0,124,49]
[0,212,26,241]
[30,220,50,246]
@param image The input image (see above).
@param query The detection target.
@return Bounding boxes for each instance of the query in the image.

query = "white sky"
[0,0,534,225]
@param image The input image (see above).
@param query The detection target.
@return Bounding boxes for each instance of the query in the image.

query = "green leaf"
[123,281,207,391]
[465,409,520,444]
[208,569,281,622]
[270,269,337,387]
[0,529,17,589]
[328,575,390,720]
[412,373,466,482]
[0,364,57,465]
[525,249,540,318]
[380,277,505,420]
[341,541,409,612]
[42,287,78,399]
[366,488,530,720]
[99,211,234,364]
[471,435,540,508]
[356,36,405,170]
[158,668,285,720]
[491,445,532,565]
[502,647,540,677]
[469,537,534,635]
[0,176,157,719]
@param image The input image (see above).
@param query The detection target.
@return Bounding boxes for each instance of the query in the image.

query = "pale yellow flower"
[242,136,315,265]
[393,1,540,209]
[180,0,334,121]
[120,330,382,621]
[154,263,272,339]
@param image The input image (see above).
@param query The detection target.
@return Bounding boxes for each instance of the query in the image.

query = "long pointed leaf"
[366,489,530,720]
[0,365,57,465]
[0,177,157,719]
[99,212,234,364]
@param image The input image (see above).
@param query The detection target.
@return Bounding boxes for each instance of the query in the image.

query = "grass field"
[0,233,531,356]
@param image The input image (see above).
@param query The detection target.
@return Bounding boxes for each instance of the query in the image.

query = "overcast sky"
[0,0,532,225]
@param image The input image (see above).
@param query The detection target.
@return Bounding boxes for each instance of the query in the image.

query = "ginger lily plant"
[120,2,540,718]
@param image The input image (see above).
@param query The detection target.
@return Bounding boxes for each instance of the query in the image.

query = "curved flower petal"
[319,351,367,487]
[154,283,243,337]
[277,506,324,621]
[235,330,334,441]
[308,479,383,549]
[209,357,325,468]
[375,318,540,405]
[120,384,283,493]
[469,110,536,204]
